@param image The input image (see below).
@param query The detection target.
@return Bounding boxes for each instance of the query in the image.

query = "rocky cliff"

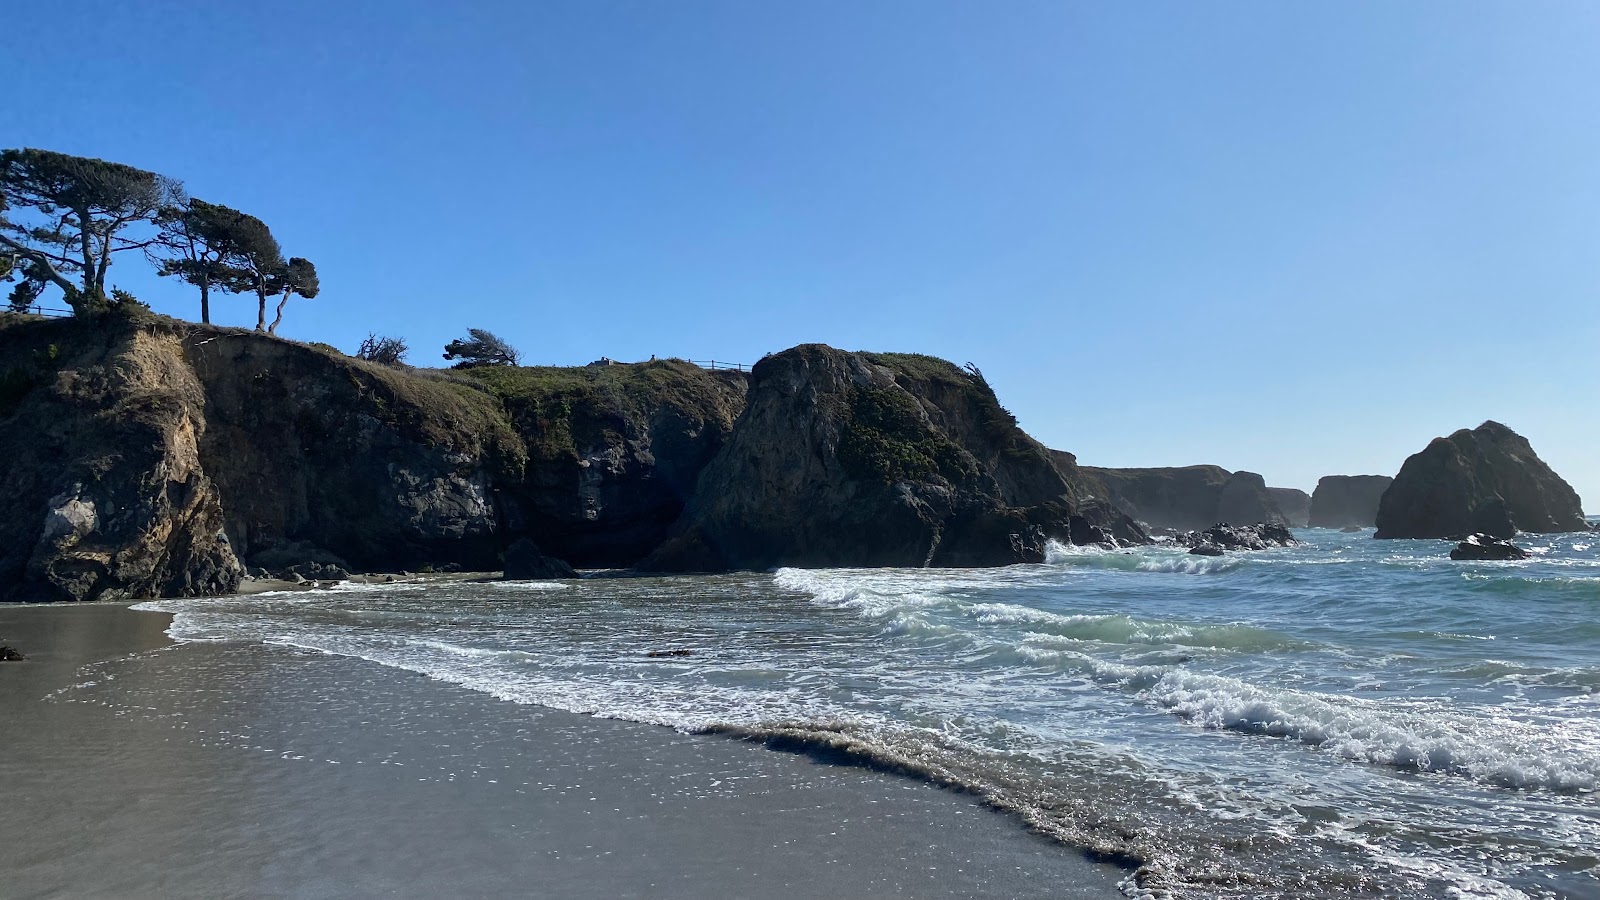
[1075,464,1287,530]
[1374,421,1586,539]
[0,314,740,601]
[644,347,1144,571]
[0,313,243,601]
[1308,475,1392,529]
[1,318,1144,600]
[1266,487,1311,527]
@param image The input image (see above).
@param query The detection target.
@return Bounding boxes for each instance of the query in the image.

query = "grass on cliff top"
[464,359,745,461]
[861,350,1029,457]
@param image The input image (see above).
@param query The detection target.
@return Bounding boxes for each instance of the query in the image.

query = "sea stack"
[1374,421,1586,539]
[1267,488,1311,528]
[1308,475,1394,529]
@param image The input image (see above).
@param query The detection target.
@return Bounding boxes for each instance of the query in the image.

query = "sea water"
[136,528,1600,898]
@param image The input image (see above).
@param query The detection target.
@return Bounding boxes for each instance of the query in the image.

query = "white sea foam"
[1141,670,1600,792]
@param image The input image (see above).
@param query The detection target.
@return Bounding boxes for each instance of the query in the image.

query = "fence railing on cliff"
[688,359,752,373]
[4,303,74,319]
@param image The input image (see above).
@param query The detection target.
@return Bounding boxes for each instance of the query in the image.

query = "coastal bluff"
[1067,463,1291,531]
[1308,475,1393,529]
[0,314,1135,602]
[1374,421,1587,539]
[644,346,1143,571]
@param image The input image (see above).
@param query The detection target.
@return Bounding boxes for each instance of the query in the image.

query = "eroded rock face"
[1309,475,1393,529]
[644,346,1144,572]
[1374,421,1586,539]
[0,318,243,601]
[185,334,519,573]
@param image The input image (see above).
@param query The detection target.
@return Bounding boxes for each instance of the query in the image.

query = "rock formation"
[644,347,1144,571]
[502,538,577,580]
[0,313,732,601]
[1266,487,1311,527]
[1448,534,1529,561]
[1175,523,1299,555]
[1308,475,1393,529]
[1076,464,1288,531]
[0,316,1146,600]
[1374,421,1586,539]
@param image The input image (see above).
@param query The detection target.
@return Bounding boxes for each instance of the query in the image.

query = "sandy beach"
[0,603,1127,899]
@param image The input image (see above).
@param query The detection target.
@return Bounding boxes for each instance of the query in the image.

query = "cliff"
[644,347,1144,571]
[1308,475,1392,529]
[1374,421,1586,539]
[1,318,1142,600]
[1075,464,1287,531]
[1266,487,1311,527]
[0,314,739,601]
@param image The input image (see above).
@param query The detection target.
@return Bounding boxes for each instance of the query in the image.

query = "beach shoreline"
[0,602,1129,899]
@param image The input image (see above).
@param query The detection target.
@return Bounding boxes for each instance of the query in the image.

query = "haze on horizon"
[5,1,1596,505]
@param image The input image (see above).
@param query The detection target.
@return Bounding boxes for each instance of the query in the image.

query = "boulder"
[1309,475,1394,529]
[644,346,1145,572]
[1267,487,1311,528]
[284,561,350,582]
[1188,543,1225,557]
[1374,422,1586,539]
[502,538,577,580]
[1173,522,1298,552]
[1448,534,1529,561]
[0,645,24,661]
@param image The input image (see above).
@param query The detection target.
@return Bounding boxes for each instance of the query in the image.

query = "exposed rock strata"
[1374,421,1586,539]
[1308,475,1393,529]
[645,346,1144,571]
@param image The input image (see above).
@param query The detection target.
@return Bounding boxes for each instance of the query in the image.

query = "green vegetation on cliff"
[467,359,745,463]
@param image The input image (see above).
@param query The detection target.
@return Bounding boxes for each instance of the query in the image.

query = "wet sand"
[0,603,1128,899]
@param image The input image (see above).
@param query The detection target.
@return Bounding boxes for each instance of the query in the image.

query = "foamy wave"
[966,603,1303,652]
[1143,671,1600,791]
[487,581,570,592]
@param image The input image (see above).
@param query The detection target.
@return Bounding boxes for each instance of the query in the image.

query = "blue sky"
[6,1,1597,503]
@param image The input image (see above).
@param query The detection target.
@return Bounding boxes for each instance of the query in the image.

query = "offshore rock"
[1188,543,1225,557]
[1174,522,1298,552]
[1267,487,1312,528]
[1375,421,1586,539]
[1448,534,1529,561]
[502,538,577,580]
[644,346,1145,572]
[1309,475,1394,529]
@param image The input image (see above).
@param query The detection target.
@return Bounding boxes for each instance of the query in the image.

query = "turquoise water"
[139,527,1600,898]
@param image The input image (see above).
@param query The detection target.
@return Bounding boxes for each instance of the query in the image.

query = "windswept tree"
[266,257,318,335]
[216,215,285,331]
[152,198,262,325]
[357,333,408,366]
[0,148,181,315]
[443,329,520,367]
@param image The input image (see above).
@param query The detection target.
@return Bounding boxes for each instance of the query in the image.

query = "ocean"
[134,527,1600,899]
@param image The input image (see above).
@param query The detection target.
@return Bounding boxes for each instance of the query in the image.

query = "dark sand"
[0,603,1127,899]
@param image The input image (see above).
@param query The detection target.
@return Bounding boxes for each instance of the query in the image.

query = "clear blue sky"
[6,1,1597,504]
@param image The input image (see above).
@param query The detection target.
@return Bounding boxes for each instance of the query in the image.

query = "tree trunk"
[256,290,267,331]
[268,289,290,335]
[199,278,211,325]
